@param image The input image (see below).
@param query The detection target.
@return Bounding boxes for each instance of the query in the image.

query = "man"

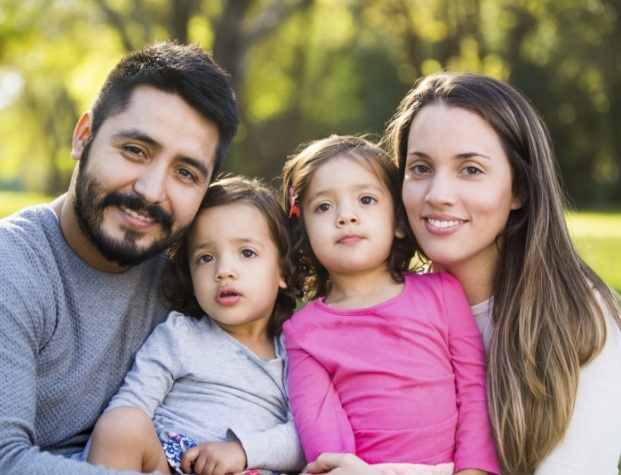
[0,41,238,474]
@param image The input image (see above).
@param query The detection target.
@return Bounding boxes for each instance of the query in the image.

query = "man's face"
[72,86,220,267]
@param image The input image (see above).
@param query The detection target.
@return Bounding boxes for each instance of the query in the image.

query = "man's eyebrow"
[180,156,209,181]
[111,128,161,148]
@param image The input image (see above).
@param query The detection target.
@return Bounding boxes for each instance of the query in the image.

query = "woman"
[304,72,621,475]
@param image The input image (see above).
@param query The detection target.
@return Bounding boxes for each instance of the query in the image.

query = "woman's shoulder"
[588,284,621,351]
[537,289,621,474]
[593,287,621,362]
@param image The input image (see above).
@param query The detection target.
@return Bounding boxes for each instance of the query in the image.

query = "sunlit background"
[0,0,619,292]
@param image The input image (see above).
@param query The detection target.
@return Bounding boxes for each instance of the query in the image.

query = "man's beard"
[73,160,190,267]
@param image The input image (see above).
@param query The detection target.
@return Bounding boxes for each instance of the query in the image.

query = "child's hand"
[303,453,381,475]
[180,440,247,475]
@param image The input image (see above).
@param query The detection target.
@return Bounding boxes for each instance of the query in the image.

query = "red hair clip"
[288,186,300,218]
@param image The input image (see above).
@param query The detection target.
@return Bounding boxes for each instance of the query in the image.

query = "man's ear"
[71,112,92,161]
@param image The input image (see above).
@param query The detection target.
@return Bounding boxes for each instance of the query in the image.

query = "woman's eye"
[464,166,483,176]
[411,164,431,174]
[241,249,257,258]
[197,254,213,265]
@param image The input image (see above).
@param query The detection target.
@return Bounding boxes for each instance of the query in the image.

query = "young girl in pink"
[281,135,499,475]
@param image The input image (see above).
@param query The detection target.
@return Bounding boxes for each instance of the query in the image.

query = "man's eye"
[124,145,145,156]
[178,168,198,182]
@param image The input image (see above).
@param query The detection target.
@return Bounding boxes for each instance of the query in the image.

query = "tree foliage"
[0,0,619,208]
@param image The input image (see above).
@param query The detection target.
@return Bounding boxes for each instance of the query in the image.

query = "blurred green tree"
[0,0,619,208]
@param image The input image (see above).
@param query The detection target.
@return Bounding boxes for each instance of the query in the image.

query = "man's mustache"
[100,192,173,230]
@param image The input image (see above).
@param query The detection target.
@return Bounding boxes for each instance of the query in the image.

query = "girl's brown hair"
[163,175,298,336]
[281,134,415,301]
[386,71,620,474]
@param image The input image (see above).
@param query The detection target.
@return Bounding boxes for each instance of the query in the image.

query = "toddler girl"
[281,135,499,475]
[86,176,305,475]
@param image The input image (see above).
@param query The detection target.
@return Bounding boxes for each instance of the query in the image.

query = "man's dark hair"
[87,41,238,176]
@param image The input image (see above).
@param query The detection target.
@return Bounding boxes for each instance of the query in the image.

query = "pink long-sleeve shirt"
[284,272,499,474]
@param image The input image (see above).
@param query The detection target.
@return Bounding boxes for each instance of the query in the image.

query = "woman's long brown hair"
[386,71,620,474]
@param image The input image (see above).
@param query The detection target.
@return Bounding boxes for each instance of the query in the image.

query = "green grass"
[566,211,621,294]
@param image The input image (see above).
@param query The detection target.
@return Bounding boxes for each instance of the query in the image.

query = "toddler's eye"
[197,254,213,265]
[241,249,257,258]
[315,203,332,213]
[360,195,377,205]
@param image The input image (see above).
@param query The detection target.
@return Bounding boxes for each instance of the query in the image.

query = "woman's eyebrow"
[408,150,491,160]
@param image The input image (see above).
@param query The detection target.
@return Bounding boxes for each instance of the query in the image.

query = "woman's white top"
[471,293,621,475]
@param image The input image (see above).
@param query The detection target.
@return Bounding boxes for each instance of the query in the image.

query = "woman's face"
[402,104,521,281]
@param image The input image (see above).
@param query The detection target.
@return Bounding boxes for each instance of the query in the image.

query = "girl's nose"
[214,257,237,281]
[337,206,359,226]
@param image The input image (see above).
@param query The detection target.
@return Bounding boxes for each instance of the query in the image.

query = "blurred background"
[0,0,619,290]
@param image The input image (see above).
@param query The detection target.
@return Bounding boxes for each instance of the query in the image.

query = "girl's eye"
[241,249,257,258]
[360,195,376,205]
[315,202,332,213]
[197,254,213,265]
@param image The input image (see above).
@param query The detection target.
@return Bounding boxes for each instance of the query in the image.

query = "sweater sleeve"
[230,416,306,471]
[284,318,355,463]
[440,273,500,475]
[534,295,621,475]
[106,311,186,416]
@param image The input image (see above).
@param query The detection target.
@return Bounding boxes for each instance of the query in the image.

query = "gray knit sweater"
[0,204,169,474]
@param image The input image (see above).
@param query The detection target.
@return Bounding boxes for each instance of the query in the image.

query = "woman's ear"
[511,190,524,210]
[71,112,92,161]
